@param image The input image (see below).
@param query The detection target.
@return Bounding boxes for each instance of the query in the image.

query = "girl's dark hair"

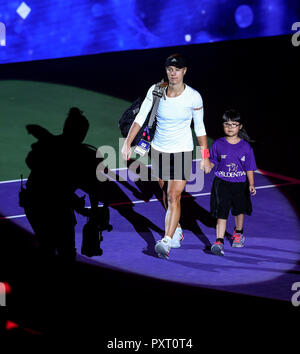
[222,109,255,143]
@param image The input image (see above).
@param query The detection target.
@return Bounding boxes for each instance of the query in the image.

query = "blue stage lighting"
[16,2,31,20]
[235,5,254,28]
[0,0,299,64]
[0,21,5,46]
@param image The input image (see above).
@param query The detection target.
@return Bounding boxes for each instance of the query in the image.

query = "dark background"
[0,35,299,344]
[1,34,299,179]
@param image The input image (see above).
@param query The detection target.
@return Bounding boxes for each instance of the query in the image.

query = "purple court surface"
[1,162,299,302]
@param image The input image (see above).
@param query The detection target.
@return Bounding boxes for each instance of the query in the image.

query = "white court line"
[0,167,262,185]
[0,181,296,220]
[2,214,26,220]
[1,161,298,220]
[255,183,295,190]
[1,159,243,184]
[0,178,27,184]
[1,160,299,185]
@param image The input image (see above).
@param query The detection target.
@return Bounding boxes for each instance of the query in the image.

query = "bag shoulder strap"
[147,80,166,128]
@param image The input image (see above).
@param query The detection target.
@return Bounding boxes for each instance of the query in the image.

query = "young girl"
[209,109,257,256]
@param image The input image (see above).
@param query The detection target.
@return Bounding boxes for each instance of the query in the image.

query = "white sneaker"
[170,227,184,248]
[155,237,171,259]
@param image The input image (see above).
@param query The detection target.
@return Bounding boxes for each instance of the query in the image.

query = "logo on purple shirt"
[209,137,257,183]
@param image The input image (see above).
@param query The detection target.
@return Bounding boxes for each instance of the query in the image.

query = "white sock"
[164,236,172,244]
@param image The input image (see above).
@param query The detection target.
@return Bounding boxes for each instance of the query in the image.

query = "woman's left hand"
[200,158,213,174]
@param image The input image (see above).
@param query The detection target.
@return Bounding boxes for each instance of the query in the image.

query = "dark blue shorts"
[150,147,192,181]
[210,177,252,219]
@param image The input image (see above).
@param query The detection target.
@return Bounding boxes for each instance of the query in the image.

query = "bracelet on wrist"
[200,148,210,159]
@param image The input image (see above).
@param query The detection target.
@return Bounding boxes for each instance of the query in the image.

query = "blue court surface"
[1,161,299,303]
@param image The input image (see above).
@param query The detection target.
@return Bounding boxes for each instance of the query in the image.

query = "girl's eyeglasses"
[223,122,240,128]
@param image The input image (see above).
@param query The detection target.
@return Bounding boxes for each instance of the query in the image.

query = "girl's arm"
[247,171,256,195]
[208,141,218,172]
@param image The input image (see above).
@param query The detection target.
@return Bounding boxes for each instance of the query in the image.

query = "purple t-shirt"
[210,137,257,182]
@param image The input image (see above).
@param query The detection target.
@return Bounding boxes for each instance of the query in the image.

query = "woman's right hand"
[121,139,132,160]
